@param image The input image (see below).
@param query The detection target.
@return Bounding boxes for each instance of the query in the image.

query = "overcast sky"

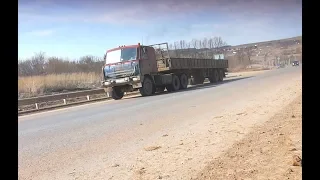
[18,0,302,59]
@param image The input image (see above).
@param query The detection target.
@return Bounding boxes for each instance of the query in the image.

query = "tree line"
[18,52,104,76]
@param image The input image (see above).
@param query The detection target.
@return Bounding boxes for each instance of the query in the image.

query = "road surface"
[18,66,302,180]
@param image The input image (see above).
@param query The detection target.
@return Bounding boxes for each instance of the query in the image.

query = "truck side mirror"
[103,53,106,60]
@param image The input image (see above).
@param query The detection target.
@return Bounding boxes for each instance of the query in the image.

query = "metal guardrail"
[18,73,240,107]
[18,88,105,107]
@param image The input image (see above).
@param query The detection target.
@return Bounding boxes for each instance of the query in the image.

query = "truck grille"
[106,69,135,79]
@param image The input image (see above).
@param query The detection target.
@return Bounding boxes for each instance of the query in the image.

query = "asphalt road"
[18,66,302,180]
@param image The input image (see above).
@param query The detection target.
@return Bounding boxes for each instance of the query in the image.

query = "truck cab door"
[139,46,158,74]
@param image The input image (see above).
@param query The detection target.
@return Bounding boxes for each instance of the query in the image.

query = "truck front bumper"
[101,76,142,89]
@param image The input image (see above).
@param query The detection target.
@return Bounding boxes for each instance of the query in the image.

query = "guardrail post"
[63,99,67,105]
[87,95,90,101]
[35,103,39,110]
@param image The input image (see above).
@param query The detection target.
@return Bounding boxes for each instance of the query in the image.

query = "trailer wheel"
[166,74,180,92]
[179,74,188,89]
[172,74,181,91]
[111,87,124,100]
[218,69,224,82]
[139,76,154,96]
[209,69,219,83]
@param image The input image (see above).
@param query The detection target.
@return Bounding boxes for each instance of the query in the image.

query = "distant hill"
[165,36,302,70]
[230,36,302,49]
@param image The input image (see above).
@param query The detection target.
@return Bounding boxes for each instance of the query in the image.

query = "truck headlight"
[133,76,140,81]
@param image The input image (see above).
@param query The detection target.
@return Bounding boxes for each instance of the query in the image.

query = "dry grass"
[18,72,101,98]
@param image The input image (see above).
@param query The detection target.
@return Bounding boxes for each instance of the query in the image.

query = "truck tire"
[139,76,154,96]
[209,69,219,83]
[111,87,124,100]
[179,74,188,89]
[166,74,180,92]
[218,69,224,82]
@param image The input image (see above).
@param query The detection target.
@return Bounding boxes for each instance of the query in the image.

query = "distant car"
[292,61,299,66]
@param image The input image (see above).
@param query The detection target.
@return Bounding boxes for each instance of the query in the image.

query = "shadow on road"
[125,76,254,100]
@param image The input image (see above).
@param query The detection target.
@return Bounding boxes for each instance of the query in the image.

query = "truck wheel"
[111,87,124,100]
[139,76,154,96]
[209,69,219,83]
[218,69,224,82]
[172,74,181,91]
[179,74,188,89]
[166,74,180,92]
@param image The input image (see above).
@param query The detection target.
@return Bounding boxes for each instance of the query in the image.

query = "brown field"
[17,68,266,99]
[18,72,101,98]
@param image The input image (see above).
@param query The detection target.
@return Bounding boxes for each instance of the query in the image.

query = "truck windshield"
[106,48,137,64]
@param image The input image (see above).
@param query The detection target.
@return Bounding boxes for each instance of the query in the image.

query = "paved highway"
[18,66,302,180]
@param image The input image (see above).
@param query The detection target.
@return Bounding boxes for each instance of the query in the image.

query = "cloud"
[18,0,301,25]
[18,0,301,44]
[27,29,55,37]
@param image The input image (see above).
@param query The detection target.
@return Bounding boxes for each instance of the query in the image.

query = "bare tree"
[30,52,46,75]
[185,42,191,49]
[173,41,179,57]
[173,41,179,50]
[214,37,227,48]
[179,40,186,49]
[18,59,33,76]
[202,38,208,49]
[185,42,191,58]
[191,39,198,58]
[191,39,197,49]
[208,38,214,49]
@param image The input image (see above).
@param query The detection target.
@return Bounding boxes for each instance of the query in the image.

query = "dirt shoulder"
[128,70,301,180]
[195,94,302,180]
